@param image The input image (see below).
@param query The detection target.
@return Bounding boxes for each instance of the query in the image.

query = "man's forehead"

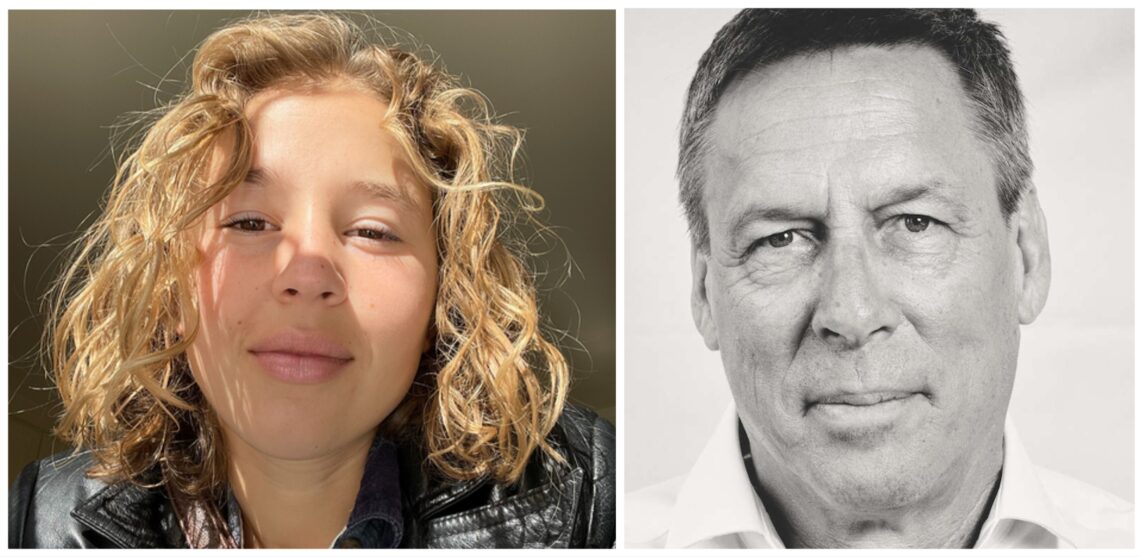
[702,44,996,224]
[712,44,969,147]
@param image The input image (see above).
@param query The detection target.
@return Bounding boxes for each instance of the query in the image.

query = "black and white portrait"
[625,9,1133,549]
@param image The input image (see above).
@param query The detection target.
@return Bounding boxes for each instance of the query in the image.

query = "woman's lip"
[251,351,352,384]
[248,330,353,360]
[249,349,353,360]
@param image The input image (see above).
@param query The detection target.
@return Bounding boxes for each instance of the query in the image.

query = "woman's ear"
[1014,188,1051,324]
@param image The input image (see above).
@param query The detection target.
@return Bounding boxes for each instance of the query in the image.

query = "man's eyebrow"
[873,180,970,213]
[727,204,818,240]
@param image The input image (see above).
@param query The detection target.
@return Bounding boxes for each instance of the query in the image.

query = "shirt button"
[338,537,363,548]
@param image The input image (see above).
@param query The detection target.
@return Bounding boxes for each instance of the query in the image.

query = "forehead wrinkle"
[730,106,913,149]
[732,77,926,116]
[717,92,927,165]
[716,48,966,143]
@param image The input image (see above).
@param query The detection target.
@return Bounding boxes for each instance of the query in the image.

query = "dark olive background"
[8,10,615,485]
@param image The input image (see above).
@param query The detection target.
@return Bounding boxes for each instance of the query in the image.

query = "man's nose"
[272,228,347,306]
[810,242,902,349]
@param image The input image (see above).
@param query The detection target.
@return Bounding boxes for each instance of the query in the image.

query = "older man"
[627,9,1132,549]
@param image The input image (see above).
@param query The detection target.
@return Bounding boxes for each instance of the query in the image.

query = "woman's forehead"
[206,84,431,207]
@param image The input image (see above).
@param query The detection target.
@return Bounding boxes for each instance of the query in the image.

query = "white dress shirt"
[626,403,1134,549]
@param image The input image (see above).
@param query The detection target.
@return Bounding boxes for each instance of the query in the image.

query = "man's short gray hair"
[679,9,1032,249]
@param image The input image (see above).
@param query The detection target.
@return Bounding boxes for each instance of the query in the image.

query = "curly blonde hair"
[49,12,569,521]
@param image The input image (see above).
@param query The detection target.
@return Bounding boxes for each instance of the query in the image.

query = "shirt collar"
[975,417,1074,548]
[336,434,404,548]
[664,403,782,548]
[666,403,1073,549]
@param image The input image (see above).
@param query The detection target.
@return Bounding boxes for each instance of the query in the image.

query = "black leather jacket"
[8,405,614,548]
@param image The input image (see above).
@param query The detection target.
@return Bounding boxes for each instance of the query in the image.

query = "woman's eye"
[348,227,400,243]
[222,217,272,232]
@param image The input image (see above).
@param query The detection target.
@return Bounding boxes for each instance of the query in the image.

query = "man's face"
[693,45,1049,510]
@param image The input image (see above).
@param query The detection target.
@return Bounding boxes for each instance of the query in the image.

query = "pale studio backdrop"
[624,9,1134,502]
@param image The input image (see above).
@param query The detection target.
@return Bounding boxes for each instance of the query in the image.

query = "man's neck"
[225,430,375,548]
[743,427,1004,549]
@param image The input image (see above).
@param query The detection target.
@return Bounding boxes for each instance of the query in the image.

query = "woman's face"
[187,84,437,460]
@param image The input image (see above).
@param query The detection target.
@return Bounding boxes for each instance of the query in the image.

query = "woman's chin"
[222,419,377,462]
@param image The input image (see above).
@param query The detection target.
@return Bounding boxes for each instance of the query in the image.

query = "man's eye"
[883,213,956,257]
[902,214,935,233]
[745,229,815,257]
[742,228,817,272]
[760,230,797,249]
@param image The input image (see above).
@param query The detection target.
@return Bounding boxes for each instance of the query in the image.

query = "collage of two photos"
[6,7,1136,550]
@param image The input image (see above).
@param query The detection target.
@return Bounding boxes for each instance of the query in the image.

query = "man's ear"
[691,242,720,351]
[1014,187,1051,324]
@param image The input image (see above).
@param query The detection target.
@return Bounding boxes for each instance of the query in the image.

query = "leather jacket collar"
[9,405,614,549]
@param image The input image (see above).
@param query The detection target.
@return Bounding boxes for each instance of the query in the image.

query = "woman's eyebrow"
[241,168,422,212]
[243,167,271,187]
[349,179,422,212]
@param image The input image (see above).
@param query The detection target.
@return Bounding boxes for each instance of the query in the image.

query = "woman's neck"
[225,430,375,548]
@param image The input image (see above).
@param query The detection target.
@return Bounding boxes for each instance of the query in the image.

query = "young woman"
[9,13,613,549]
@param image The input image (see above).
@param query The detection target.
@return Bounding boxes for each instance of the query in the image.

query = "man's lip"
[812,391,922,407]
[248,330,354,360]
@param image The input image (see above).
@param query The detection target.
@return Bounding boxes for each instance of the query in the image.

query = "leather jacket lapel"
[71,481,184,548]
[422,467,583,548]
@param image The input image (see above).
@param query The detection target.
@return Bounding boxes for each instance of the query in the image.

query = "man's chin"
[807,455,940,513]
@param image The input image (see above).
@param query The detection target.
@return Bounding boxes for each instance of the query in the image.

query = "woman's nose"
[271,230,347,306]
